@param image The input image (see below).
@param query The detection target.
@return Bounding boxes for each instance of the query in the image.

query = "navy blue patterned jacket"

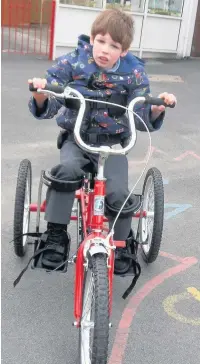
[29,34,164,137]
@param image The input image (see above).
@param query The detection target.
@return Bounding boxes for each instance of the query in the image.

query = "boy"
[28,9,176,274]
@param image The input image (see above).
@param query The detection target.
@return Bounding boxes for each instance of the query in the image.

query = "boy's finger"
[166,97,176,105]
[158,92,168,99]
[151,105,165,112]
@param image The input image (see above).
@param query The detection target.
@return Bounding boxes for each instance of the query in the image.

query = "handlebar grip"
[29,83,64,94]
[145,95,176,108]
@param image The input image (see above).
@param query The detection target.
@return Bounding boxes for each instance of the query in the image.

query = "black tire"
[13,159,32,257]
[139,167,164,263]
[78,253,109,364]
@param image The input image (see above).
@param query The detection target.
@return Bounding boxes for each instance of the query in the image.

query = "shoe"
[114,229,135,275]
[13,223,70,287]
[39,223,70,271]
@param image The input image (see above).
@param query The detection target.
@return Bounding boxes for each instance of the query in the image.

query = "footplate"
[31,238,70,273]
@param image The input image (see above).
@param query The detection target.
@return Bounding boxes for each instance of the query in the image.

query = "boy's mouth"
[99,56,108,64]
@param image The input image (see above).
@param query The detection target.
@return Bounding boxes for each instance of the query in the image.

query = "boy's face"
[90,33,128,69]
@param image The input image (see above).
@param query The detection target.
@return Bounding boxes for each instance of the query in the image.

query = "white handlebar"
[38,86,146,156]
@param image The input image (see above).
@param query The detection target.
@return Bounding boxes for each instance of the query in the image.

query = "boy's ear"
[90,36,94,45]
[121,50,128,57]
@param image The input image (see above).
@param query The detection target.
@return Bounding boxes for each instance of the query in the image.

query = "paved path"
[2,54,200,364]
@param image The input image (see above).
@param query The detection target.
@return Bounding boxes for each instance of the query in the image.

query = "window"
[148,0,184,17]
[59,0,184,15]
[59,0,103,9]
[59,0,146,11]
[106,1,145,12]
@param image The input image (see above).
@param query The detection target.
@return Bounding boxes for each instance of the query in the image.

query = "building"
[2,0,200,59]
[54,0,200,59]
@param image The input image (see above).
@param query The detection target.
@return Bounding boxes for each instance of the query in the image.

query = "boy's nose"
[102,43,109,54]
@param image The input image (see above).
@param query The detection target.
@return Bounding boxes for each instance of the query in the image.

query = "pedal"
[31,238,70,273]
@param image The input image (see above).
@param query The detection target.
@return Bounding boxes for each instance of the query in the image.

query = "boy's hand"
[151,92,177,121]
[151,92,177,118]
[28,78,48,108]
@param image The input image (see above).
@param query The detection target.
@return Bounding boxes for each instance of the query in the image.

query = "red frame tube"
[91,179,105,230]
[29,179,146,322]
[29,200,147,218]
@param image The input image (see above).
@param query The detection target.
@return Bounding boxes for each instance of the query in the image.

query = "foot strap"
[121,251,141,299]
[13,245,57,287]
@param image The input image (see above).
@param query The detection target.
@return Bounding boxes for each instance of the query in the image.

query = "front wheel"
[139,167,164,263]
[78,253,109,364]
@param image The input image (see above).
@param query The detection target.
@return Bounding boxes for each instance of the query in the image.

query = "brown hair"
[91,9,134,51]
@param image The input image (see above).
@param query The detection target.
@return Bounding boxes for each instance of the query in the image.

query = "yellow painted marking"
[187,287,200,302]
[163,288,200,326]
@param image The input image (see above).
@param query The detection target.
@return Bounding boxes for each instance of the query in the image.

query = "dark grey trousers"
[44,138,132,240]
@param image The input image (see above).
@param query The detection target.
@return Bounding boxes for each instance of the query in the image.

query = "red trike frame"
[29,179,146,326]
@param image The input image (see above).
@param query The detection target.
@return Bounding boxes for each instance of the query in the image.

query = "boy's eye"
[96,38,120,49]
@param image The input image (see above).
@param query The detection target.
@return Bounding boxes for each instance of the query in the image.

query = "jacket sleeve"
[28,55,73,120]
[127,65,165,132]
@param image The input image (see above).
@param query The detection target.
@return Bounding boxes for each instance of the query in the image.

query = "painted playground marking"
[174,151,200,161]
[149,74,184,83]
[163,287,200,326]
[109,253,198,364]
[128,147,200,165]
[164,203,192,220]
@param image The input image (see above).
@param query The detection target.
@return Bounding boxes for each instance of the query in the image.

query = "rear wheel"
[78,253,109,364]
[139,167,164,263]
[13,159,32,257]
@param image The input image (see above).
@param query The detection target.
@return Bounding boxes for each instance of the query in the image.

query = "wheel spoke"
[80,269,94,363]
[23,174,31,246]
[79,255,109,364]
[141,175,154,250]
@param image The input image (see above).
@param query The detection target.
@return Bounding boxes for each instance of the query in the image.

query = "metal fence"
[1,0,56,59]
